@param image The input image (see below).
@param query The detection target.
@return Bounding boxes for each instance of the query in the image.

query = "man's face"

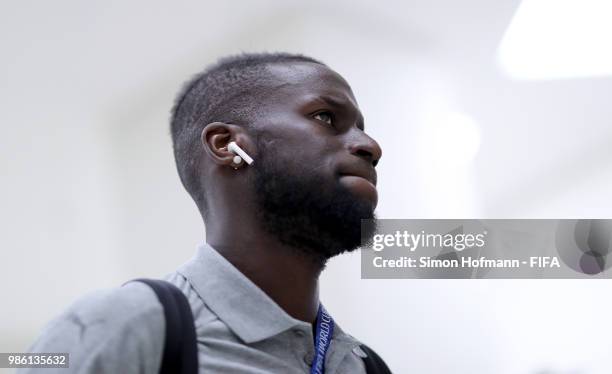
[249,62,382,262]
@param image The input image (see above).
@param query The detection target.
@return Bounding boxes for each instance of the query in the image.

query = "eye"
[313,111,334,126]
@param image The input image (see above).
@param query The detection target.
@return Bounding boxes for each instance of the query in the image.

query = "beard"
[251,147,378,265]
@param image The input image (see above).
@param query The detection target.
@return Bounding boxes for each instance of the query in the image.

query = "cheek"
[283,138,338,178]
[255,115,340,175]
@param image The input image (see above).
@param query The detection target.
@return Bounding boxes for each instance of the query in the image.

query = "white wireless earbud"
[227,141,254,165]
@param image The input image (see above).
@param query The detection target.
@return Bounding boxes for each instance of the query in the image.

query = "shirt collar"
[176,242,310,343]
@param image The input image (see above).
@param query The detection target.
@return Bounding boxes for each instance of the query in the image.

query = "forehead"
[263,62,358,107]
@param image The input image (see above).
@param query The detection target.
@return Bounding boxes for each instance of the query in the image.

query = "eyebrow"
[316,95,365,131]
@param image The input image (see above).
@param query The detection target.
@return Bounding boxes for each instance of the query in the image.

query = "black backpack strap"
[126,278,198,374]
[360,344,393,374]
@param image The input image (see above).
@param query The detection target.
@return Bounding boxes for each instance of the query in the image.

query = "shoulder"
[22,281,165,374]
[67,280,163,323]
[55,280,166,341]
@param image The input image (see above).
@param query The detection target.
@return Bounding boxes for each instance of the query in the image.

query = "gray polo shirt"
[21,243,368,373]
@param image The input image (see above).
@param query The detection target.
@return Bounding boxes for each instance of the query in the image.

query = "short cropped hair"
[170,52,325,211]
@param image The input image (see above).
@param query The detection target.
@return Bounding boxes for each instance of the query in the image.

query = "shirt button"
[303,352,314,364]
[293,329,305,338]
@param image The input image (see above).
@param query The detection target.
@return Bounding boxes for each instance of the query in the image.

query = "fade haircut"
[170,52,325,212]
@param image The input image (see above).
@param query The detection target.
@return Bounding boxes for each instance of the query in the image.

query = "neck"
[207,233,324,324]
[203,178,327,324]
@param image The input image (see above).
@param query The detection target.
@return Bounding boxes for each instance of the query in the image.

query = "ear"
[201,122,242,167]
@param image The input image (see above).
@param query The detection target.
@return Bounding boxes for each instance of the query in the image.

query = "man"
[22,52,387,373]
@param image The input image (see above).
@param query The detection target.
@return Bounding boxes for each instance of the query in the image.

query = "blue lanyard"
[310,304,335,374]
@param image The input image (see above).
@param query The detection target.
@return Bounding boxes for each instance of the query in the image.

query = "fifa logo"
[556,220,612,275]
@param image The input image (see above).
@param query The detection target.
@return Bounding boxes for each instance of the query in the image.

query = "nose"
[348,131,382,167]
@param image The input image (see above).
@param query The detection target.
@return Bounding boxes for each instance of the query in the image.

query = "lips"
[337,164,378,207]
[338,165,377,187]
